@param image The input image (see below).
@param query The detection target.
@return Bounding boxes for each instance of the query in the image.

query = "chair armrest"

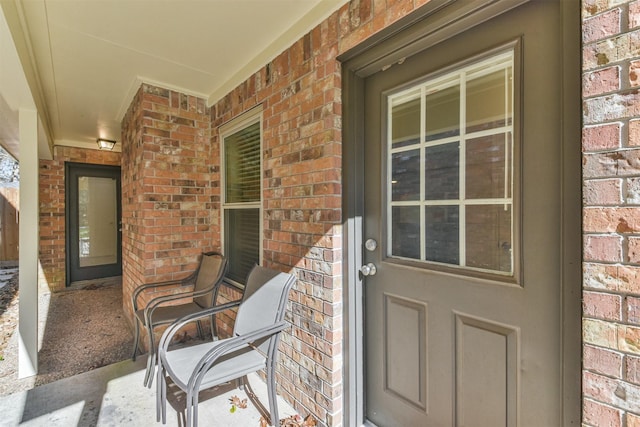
[131,270,199,310]
[142,289,199,324]
[131,280,183,311]
[158,299,243,350]
[143,283,220,315]
[187,320,290,391]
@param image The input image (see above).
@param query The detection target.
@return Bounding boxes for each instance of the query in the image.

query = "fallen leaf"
[302,415,317,426]
[259,416,269,427]
[229,395,248,409]
[280,414,303,426]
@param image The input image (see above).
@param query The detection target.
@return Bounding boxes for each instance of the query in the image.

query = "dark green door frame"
[65,162,122,285]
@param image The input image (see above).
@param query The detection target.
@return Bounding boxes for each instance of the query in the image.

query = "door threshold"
[67,276,122,290]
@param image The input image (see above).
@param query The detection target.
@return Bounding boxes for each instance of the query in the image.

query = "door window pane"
[466,134,511,200]
[466,69,511,133]
[392,150,420,201]
[425,206,459,264]
[425,84,460,141]
[391,206,420,259]
[387,49,515,277]
[391,95,420,148]
[78,176,118,267]
[425,143,459,200]
[466,205,512,272]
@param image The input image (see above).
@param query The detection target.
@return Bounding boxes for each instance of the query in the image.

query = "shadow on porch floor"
[0,357,297,426]
[0,275,298,426]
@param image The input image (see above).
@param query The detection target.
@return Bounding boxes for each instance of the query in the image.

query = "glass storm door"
[67,163,122,284]
[362,1,577,425]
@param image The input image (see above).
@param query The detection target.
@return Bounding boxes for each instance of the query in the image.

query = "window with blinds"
[222,118,261,285]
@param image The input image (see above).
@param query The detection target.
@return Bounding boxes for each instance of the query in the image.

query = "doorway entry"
[66,163,122,285]
[341,0,581,425]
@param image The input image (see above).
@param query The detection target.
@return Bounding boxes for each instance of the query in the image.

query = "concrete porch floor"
[0,357,297,427]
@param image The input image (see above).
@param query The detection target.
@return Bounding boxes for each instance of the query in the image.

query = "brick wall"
[39,146,121,292]
[206,1,428,425]
[120,84,216,323]
[583,1,640,425]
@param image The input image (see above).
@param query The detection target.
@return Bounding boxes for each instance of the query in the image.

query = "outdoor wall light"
[97,138,116,150]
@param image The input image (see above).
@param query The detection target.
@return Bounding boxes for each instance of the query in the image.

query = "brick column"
[120,84,214,323]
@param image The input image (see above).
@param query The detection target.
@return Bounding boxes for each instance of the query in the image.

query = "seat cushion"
[136,302,205,326]
[163,340,265,391]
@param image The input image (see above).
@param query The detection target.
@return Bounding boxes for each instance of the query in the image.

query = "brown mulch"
[0,272,19,360]
[0,273,133,396]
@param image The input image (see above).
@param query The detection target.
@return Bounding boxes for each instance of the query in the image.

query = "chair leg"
[161,369,168,424]
[186,389,194,427]
[193,394,199,427]
[156,361,162,423]
[131,319,140,361]
[144,326,156,388]
[266,361,280,426]
[157,360,167,424]
[210,313,217,340]
[196,320,204,340]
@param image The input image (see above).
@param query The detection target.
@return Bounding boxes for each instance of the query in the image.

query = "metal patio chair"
[156,265,296,427]
[131,251,228,387]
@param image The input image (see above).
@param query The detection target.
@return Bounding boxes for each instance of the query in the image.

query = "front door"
[361,1,578,425]
[66,163,122,284]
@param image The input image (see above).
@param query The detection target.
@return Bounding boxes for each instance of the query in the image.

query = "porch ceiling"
[3,0,346,153]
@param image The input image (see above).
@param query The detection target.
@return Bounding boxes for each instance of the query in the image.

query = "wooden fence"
[0,186,19,264]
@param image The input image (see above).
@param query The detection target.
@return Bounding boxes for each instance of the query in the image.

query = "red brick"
[583,399,622,427]
[619,325,640,354]
[628,297,640,324]
[627,355,640,385]
[629,237,640,263]
[583,123,621,152]
[584,179,622,205]
[584,66,620,97]
[584,371,621,406]
[584,344,623,378]
[631,1,640,29]
[584,235,623,262]
[584,207,640,233]
[584,291,623,321]
[583,9,621,44]
[631,61,640,88]
[630,119,640,147]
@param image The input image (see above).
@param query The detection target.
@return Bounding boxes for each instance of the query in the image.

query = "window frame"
[220,106,264,288]
[383,42,523,285]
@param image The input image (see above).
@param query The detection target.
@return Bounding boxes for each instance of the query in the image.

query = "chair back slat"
[193,252,225,308]
[234,266,295,339]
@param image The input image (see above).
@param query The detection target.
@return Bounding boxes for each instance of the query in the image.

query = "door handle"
[360,262,377,276]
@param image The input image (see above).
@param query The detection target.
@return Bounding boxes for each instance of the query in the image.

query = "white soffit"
[0,3,51,160]
[14,0,348,150]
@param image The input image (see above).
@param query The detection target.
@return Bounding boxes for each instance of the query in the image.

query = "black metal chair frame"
[156,265,295,427]
[131,251,228,387]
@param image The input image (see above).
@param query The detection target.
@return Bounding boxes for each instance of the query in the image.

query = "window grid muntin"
[387,50,514,276]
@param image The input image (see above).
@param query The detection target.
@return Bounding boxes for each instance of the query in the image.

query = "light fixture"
[97,138,116,151]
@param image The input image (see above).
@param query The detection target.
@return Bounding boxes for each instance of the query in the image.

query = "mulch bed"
[0,272,19,360]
